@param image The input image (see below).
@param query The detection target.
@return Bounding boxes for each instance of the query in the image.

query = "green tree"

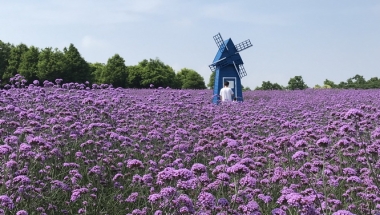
[176,68,206,89]
[127,65,143,88]
[351,74,366,89]
[102,54,128,88]
[0,41,13,81]
[337,81,347,89]
[3,43,29,81]
[323,79,336,88]
[256,81,283,90]
[89,62,105,84]
[18,46,40,83]
[366,77,380,89]
[36,47,66,81]
[138,58,176,88]
[287,76,308,90]
[63,43,91,83]
[243,86,251,91]
[207,71,215,89]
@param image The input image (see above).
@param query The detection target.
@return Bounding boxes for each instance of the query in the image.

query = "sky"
[1,0,379,89]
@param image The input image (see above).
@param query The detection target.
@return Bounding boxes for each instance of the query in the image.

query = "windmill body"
[209,33,252,104]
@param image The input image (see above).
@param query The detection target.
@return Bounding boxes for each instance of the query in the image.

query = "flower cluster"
[0,80,379,214]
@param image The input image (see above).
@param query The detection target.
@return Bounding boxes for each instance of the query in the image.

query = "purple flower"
[154,210,162,215]
[258,194,273,203]
[226,164,249,175]
[217,173,230,182]
[16,210,28,215]
[332,210,355,215]
[238,201,260,213]
[344,108,364,119]
[89,165,102,175]
[160,186,177,198]
[272,208,286,215]
[70,188,89,202]
[0,144,13,155]
[371,127,380,139]
[217,198,229,207]
[125,192,138,202]
[239,175,257,187]
[197,192,215,209]
[5,159,17,169]
[316,137,330,147]
[291,151,308,161]
[127,159,144,169]
[112,173,123,181]
[0,195,14,209]
[148,194,162,203]
[13,175,31,184]
[51,180,70,191]
[347,176,362,183]
[191,163,207,174]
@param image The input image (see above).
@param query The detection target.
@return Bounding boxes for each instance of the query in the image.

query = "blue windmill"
[209,33,252,104]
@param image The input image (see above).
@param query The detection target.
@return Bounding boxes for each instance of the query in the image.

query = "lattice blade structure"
[209,58,229,72]
[235,39,252,52]
[238,64,247,79]
[213,33,228,51]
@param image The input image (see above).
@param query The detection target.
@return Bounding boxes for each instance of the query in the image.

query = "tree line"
[0,40,207,89]
[254,74,380,90]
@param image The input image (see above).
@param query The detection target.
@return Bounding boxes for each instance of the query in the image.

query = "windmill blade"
[213,33,228,51]
[233,61,239,74]
[209,57,229,72]
[235,39,252,52]
[209,65,216,72]
[238,64,248,78]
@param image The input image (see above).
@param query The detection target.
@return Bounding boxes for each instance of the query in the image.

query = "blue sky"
[1,0,379,89]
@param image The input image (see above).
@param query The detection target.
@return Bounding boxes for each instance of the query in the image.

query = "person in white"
[220,81,234,102]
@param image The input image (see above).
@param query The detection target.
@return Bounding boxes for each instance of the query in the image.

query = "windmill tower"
[209,33,252,104]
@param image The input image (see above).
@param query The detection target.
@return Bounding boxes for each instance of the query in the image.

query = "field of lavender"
[1,81,380,215]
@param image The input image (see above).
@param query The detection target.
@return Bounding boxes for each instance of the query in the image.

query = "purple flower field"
[1,80,380,215]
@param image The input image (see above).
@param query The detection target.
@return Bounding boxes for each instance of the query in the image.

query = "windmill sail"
[235,39,252,52]
[238,64,247,78]
[213,33,228,51]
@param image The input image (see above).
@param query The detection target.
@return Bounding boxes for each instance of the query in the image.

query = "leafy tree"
[89,62,106,84]
[36,47,66,81]
[3,43,29,81]
[176,68,206,89]
[256,81,283,90]
[63,44,91,83]
[127,65,144,88]
[323,79,336,88]
[18,46,40,83]
[0,40,13,81]
[366,77,380,89]
[243,86,251,91]
[287,76,308,90]
[337,81,347,89]
[102,54,128,88]
[138,58,176,88]
[207,71,215,89]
